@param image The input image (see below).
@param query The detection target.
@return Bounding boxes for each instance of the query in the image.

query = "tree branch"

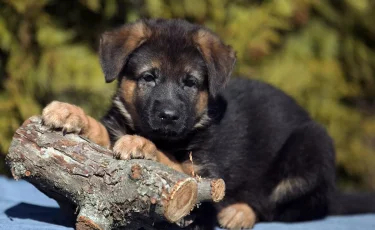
[6,116,225,230]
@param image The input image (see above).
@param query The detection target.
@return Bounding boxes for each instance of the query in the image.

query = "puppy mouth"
[153,128,179,137]
[143,120,188,140]
[139,104,191,140]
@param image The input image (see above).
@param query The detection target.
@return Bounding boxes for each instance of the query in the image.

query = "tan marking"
[42,101,110,148]
[196,91,208,116]
[151,59,161,69]
[155,151,185,173]
[218,203,256,229]
[121,79,136,105]
[193,91,210,129]
[270,177,307,203]
[119,79,139,124]
[135,64,153,76]
[82,116,110,148]
[190,70,201,79]
[135,59,161,76]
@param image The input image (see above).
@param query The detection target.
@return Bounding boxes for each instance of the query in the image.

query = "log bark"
[6,116,225,230]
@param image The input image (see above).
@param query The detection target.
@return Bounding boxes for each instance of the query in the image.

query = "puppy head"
[99,19,236,140]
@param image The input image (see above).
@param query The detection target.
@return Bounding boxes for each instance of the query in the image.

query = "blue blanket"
[1,176,374,230]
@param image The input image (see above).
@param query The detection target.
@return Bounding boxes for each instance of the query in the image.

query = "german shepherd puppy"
[42,19,375,229]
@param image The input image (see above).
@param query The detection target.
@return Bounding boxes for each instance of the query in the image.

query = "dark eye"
[184,78,197,88]
[142,72,155,82]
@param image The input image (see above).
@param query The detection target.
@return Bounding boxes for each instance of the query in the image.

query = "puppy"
[42,19,375,229]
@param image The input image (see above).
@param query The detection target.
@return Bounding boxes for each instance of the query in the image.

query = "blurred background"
[1,0,375,190]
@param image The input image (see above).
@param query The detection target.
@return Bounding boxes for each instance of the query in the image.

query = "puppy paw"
[113,135,157,161]
[42,101,88,134]
[218,203,256,230]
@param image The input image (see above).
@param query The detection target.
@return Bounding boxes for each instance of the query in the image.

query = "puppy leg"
[113,135,189,173]
[42,101,110,147]
[217,203,256,229]
[265,122,335,221]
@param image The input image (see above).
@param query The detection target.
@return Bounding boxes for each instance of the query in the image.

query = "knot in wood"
[25,170,31,177]
[130,164,142,180]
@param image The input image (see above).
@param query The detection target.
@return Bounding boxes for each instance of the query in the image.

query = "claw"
[62,128,67,136]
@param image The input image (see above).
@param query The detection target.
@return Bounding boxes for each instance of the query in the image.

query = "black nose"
[158,109,179,122]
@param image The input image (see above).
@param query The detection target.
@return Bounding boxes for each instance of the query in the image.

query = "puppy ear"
[99,21,151,83]
[193,29,236,96]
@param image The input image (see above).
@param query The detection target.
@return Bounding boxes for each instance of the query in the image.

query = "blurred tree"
[0,0,138,175]
[1,0,375,190]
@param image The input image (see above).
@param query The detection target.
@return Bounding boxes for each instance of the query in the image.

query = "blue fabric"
[1,176,375,230]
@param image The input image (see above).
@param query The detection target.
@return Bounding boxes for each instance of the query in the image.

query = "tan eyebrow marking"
[135,59,161,75]
[135,64,153,75]
[189,69,201,79]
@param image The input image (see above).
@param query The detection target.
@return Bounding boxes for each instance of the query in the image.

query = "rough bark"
[6,116,225,230]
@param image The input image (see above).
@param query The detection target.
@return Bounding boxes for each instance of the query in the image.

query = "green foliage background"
[1,0,375,190]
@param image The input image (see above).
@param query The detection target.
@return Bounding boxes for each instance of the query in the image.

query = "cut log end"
[76,216,103,230]
[211,179,226,202]
[164,178,198,223]
[76,206,111,230]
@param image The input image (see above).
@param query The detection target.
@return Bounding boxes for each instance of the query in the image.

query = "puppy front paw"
[113,135,157,161]
[42,101,88,134]
[218,203,256,229]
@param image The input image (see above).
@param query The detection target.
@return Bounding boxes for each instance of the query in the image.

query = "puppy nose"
[158,109,179,122]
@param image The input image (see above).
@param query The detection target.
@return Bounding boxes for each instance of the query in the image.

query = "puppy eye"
[142,73,155,82]
[184,78,197,88]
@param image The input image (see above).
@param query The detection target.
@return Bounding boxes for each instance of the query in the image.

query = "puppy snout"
[158,108,179,122]
[149,99,187,135]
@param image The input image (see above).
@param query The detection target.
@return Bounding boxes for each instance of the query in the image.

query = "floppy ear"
[99,21,151,83]
[193,29,236,96]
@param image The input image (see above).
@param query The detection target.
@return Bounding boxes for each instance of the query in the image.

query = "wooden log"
[6,116,225,230]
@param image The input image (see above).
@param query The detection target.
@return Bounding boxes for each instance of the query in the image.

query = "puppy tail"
[329,191,375,215]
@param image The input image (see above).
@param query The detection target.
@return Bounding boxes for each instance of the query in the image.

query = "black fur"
[99,19,375,229]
